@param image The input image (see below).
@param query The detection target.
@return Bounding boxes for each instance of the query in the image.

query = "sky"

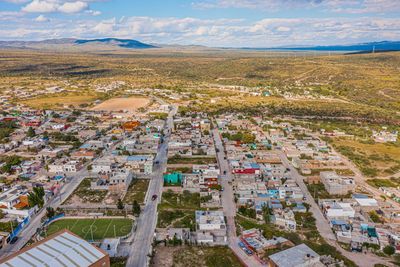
[0,0,399,47]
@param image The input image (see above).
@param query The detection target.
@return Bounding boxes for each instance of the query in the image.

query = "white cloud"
[85,9,101,16]
[0,15,399,47]
[58,1,88,13]
[20,0,97,14]
[193,0,400,13]
[22,0,58,13]
[93,18,115,34]
[34,14,49,21]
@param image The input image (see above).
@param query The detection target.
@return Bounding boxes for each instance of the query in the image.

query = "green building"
[163,172,183,185]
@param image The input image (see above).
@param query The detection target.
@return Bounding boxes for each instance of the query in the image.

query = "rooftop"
[269,244,322,267]
[0,230,108,267]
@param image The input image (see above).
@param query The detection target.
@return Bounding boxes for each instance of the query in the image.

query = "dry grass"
[332,138,400,177]
[91,96,150,112]
[20,93,99,109]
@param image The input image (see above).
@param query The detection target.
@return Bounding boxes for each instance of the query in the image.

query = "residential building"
[320,171,355,195]
[268,243,323,267]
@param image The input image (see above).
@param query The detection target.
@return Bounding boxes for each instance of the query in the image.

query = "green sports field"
[45,218,133,240]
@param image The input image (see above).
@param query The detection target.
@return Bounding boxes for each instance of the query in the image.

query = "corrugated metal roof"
[0,231,106,267]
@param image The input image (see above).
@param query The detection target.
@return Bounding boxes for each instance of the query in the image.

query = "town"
[0,85,399,267]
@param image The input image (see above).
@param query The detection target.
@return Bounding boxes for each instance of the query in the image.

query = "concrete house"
[320,171,355,196]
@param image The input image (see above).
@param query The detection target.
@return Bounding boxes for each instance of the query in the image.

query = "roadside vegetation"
[123,179,150,204]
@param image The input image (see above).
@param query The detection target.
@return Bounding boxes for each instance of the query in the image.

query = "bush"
[383,245,395,256]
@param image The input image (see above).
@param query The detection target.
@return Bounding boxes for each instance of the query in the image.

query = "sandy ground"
[151,246,180,267]
[91,97,150,112]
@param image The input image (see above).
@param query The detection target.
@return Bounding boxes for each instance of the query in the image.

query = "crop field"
[45,218,133,240]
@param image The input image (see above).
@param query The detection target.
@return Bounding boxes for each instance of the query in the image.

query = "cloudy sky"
[0,0,399,47]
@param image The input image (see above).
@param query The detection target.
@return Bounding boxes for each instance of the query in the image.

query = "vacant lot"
[64,178,108,204]
[151,246,243,267]
[158,190,200,210]
[157,190,200,229]
[91,96,150,112]
[168,155,217,165]
[20,93,98,109]
[45,218,132,240]
[123,179,149,204]
[332,138,400,177]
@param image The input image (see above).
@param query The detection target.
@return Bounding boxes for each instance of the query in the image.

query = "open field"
[91,96,150,112]
[331,138,400,177]
[157,190,200,229]
[167,155,217,165]
[123,179,149,204]
[45,218,133,240]
[64,178,108,204]
[19,93,99,109]
[151,246,243,267]
[1,49,400,125]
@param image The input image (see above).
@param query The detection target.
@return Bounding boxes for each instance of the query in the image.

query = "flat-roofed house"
[268,243,324,267]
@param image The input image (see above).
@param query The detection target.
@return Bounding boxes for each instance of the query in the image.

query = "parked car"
[10,236,18,244]
[238,242,245,248]
[244,248,253,256]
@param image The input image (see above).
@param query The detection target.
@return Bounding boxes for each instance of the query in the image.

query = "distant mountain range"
[241,41,400,52]
[0,38,399,52]
[74,38,157,49]
[0,38,157,50]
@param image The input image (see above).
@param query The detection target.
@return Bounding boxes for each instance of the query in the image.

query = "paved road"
[126,105,177,267]
[277,151,392,267]
[0,142,119,258]
[212,127,265,267]
[0,167,89,257]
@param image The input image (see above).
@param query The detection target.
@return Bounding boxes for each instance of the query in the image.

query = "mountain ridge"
[0,39,399,52]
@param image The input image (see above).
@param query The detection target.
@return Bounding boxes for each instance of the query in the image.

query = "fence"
[43,213,65,227]
[7,216,30,242]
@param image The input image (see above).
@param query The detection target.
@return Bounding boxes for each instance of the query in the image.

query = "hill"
[0,38,157,50]
[242,41,400,52]
[74,38,157,49]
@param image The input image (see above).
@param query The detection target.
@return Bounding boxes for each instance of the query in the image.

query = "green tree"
[383,245,395,256]
[117,199,124,210]
[26,127,36,138]
[1,155,22,173]
[46,207,55,219]
[28,187,45,208]
[132,200,141,216]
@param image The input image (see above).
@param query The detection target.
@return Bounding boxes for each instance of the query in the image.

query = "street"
[125,105,177,267]
[212,126,265,267]
[0,140,120,257]
[278,151,391,267]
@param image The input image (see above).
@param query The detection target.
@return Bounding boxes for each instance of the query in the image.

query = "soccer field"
[45,218,133,241]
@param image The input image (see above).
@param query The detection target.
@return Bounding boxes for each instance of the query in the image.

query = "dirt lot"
[151,245,243,267]
[91,96,150,112]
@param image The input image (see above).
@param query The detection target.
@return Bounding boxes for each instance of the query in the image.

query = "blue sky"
[0,0,399,47]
